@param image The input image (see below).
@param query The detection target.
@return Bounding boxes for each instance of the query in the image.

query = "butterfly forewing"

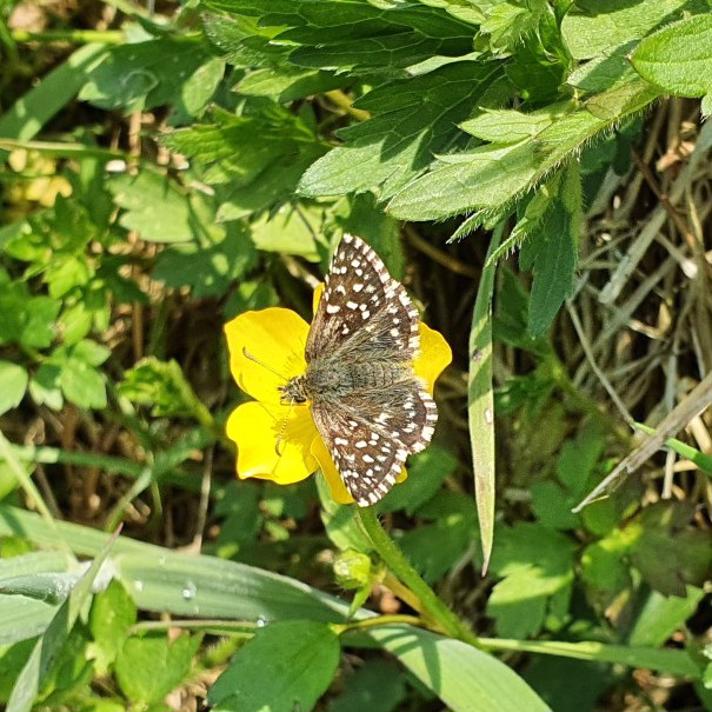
[306,234,419,362]
[305,234,438,507]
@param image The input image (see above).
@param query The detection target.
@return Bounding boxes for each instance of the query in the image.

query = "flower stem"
[355,507,479,647]
[331,613,424,635]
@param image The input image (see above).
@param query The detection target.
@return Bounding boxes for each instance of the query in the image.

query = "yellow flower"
[223,286,452,504]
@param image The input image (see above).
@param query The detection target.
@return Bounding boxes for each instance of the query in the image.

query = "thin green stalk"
[479,637,700,678]
[355,508,479,647]
[11,29,125,44]
[332,614,424,635]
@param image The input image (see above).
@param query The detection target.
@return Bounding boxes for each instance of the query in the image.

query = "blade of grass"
[468,224,504,574]
[0,43,108,142]
[634,422,712,475]
[479,638,701,679]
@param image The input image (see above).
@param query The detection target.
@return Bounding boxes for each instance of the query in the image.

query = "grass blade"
[468,225,504,574]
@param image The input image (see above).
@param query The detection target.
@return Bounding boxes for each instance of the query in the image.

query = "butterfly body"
[287,234,438,506]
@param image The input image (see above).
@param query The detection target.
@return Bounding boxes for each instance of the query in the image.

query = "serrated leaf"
[461,108,555,144]
[387,83,658,221]
[205,0,475,71]
[561,0,700,60]
[631,14,712,97]
[524,163,581,335]
[108,170,194,243]
[153,223,256,298]
[164,107,326,219]
[208,620,340,712]
[118,357,202,419]
[299,62,502,202]
[238,66,350,102]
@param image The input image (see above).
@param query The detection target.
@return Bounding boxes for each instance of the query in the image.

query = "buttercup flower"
[223,286,451,504]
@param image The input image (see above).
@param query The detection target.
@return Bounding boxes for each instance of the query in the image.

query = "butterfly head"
[279,375,309,405]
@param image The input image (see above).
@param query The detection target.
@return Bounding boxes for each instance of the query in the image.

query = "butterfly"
[280,234,437,506]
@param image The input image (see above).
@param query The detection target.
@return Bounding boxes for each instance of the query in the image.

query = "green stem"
[331,614,424,635]
[355,508,479,647]
[11,29,125,44]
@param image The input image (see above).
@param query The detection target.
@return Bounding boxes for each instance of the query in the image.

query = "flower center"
[280,375,309,404]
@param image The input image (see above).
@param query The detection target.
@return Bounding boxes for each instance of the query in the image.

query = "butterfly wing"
[312,378,437,506]
[308,233,438,506]
[306,234,420,362]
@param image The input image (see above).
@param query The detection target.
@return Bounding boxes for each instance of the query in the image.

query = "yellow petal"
[226,401,318,485]
[224,308,309,403]
[415,322,453,394]
[311,436,354,505]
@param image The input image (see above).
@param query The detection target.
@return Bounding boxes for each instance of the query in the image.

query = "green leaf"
[387,84,658,220]
[461,108,555,144]
[238,66,347,102]
[628,586,704,647]
[115,632,201,704]
[524,163,580,336]
[0,595,58,646]
[378,445,457,515]
[88,580,137,675]
[163,106,326,219]
[631,14,712,97]
[561,0,700,60]
[0,362,28,416]
[630,502,712,596]
[208,620,340,712]
[366,626,552,712]
[531,422,605,530]
[487,523,575,638]
[299,62,502,202]
[58,355,107,410]
[205,0,476,71]
[118,357,210,422]
[328,659,406,712]
[108,170,194,243]
[153,223,257,298]
[0,505,553,712]
[29,365,63,411]
[249,204,323,260]
[398,492,477,582]
[79,38,219,114]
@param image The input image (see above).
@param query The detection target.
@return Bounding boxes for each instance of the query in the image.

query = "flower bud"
[333,549,372,590]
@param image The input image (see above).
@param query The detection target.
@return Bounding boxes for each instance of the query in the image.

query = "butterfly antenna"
[242,347,290,384]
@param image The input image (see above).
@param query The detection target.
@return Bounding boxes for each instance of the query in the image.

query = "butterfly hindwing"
[311,378,437,506]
